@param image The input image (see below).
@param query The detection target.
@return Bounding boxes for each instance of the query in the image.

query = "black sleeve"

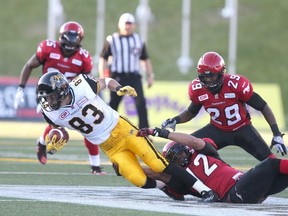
[82,74,99,95]
[197,142,219,157]
[187,102,202,115]
[140,43,149,60]
[100,40,112,59]
[246,92,267,111]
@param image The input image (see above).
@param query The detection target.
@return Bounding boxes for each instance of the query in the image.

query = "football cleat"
[199,190,220,203]
[36,142,47,165]
[91,166,107,175]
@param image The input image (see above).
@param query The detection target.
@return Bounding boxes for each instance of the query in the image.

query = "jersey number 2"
[194,154,218,176]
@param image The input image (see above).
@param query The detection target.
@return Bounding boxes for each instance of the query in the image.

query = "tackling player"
[13,21,105,175]
[36,71,218,202]
[161,51,286,161]
[137,127,288,203]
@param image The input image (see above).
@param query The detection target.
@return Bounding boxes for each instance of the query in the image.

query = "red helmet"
[59,21,84,55]
[197,52,226,93]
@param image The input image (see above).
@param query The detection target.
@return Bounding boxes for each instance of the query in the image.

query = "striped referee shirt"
[100,32,149,74]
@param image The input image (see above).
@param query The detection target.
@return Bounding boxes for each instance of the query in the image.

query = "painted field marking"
[0,185,287,216]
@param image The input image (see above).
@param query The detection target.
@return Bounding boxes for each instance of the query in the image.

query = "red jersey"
[36,39,93,81]
[188,74,254,131]
[187,148,243,199]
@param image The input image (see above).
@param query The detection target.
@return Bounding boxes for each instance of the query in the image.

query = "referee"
[98,13,154,129]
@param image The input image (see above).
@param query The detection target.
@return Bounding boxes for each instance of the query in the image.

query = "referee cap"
[118,13,135,29]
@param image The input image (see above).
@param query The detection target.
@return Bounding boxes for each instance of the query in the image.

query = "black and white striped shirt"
[100,32,149,74]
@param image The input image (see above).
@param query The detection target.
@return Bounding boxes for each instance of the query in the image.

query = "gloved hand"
[199,190,220,203]
[137,127,170,139]
[116,86,137,97]
[14,87,25,109]
[45,134,67,155]
[161,118,178,131]
[270,134,287,156]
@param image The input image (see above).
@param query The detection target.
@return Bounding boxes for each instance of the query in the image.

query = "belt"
[112,72,139,76]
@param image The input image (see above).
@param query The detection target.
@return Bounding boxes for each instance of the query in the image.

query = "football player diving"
[36,71,219,202]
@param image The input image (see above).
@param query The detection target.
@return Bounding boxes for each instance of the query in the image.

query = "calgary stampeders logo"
[59,110,69,120]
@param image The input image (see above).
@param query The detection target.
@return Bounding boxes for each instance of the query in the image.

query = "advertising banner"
[0,77,285,131]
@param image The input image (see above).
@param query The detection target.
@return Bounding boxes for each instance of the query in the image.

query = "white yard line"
[0,185,287,216]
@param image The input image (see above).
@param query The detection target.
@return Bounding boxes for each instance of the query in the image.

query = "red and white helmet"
[162,141,177,157]
[162,141,191,167]
[59,21,84,55]
[197,51,226,93]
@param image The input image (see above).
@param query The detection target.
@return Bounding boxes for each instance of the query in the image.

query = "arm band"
[246,92,267,111]
[104,78,113,89]
[188,103,201,115]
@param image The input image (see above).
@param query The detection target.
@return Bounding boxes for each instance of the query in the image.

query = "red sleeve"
[36,39,58,64]
[202,138,217,149]
[36,40,49,64]
[82,53,93,73]
[188,79,203,105]
[233,74,254,102]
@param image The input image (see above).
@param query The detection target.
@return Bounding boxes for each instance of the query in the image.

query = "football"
[48,127,69,142]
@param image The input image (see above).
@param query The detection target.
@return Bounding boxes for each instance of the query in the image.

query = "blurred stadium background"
[1,0,288,126]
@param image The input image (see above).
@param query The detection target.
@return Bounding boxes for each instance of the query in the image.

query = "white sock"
[193,180,211,193]
[39,136,46,145]
[155,180,166,189]
[89,154,100,166]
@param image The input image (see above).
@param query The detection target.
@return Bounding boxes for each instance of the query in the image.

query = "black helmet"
[165,143,191,167]
[37,71,70,111]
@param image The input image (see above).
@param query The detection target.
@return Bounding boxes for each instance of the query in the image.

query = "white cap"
[118,13,135,29]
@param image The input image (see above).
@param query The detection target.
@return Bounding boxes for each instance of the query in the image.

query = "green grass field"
[1,132,288,215]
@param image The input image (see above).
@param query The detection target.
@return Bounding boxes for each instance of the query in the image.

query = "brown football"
[48,128,69,142]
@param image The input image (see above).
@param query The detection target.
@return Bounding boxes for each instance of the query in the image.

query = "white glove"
[270,134,287,156]
[161,118,178,131]
[14,87,25,109]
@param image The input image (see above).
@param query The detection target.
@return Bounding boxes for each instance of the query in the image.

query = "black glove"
[199,190,220,203]
[270,133,287,156]
[137,127,170,138]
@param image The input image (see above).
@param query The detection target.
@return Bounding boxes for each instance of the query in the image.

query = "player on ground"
[13,21,105,174]
[161,51,286,161]
[36,71,218,202]
[137,127,288,203]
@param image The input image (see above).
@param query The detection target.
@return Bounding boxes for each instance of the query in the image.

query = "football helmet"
[197,52,226,93]
[163,142,191,167]
[59,21,84,56]
[37,71,70,111]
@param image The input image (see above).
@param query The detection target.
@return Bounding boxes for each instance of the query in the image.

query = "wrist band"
[116,86,122,91]
[173,116,181,124]
[19,84,25,89]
